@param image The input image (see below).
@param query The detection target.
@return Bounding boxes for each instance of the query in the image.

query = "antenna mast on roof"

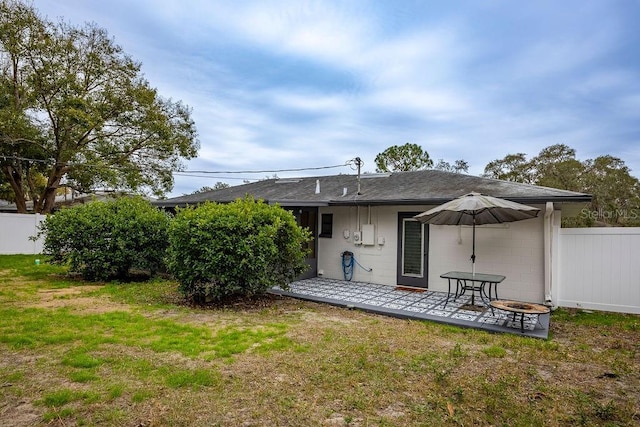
[355,157,362,195]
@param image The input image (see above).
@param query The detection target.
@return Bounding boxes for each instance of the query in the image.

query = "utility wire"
[0,155,54,164]
[1,155,356,176]
[173,173,259,181]
[181,163,349,174]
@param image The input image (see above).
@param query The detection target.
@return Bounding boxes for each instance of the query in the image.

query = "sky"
[32,0,640,196]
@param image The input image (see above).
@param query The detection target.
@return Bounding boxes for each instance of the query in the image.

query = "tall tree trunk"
[24,165,40,209]
[37,164,67,214]
[1,165,28,213]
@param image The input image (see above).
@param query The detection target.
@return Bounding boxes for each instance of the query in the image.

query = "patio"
[271,278,550,339]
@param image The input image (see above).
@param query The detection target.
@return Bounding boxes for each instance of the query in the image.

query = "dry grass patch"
[30,286,132,314]
[0,255,639,426]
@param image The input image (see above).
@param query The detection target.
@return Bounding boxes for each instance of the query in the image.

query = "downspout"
[543,202,553,305]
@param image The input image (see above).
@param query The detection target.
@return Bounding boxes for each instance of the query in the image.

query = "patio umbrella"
[414,192,540,275]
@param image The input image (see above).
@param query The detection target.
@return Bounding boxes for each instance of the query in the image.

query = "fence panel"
[558,228,640,314]
[0,213,45,254]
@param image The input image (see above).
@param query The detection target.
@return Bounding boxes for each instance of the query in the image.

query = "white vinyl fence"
[0,213,46,255]
[558,227,640,314]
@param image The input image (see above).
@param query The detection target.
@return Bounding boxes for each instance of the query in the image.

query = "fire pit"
[489,300,550,332]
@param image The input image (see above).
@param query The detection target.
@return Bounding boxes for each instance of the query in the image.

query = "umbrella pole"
[471,216,476,276]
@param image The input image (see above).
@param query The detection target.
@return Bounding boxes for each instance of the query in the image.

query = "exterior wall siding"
[0,213,45,255]
[429,215,545,302]
[316,205,401,285]
[317,205,546,303]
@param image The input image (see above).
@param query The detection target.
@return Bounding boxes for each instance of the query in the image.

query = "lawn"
[0,255,638,426]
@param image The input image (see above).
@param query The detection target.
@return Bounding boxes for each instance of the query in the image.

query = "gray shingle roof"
[156,170,591,208]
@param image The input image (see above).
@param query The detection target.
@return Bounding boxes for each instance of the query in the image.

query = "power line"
[1,155,357,176]
[180,163,349,174]
[173,173,259,181]
[0,155,53,164]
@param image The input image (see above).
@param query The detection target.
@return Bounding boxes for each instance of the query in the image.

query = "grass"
[1,254,639,426]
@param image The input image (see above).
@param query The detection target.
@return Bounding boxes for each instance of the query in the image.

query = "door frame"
[292,207,318,280]
[396,212,429,288]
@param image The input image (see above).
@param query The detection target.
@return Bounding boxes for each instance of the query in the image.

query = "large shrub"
[38,196,170,281]
[166,197,312,302]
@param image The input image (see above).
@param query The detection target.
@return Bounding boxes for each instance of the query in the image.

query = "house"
[0,190,117,213]
[155,170,591,306]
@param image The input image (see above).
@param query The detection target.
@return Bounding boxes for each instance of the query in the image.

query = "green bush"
[166,197,312,302]
[38,197,170,281]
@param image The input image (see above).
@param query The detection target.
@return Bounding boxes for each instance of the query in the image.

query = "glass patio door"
[293,207,317,280]
[397,213,428,288]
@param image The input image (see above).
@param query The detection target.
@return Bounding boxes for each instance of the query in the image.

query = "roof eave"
[155,194,592,210]
[328,195,593,206]
[153,198,331,209]
[267,200,330,207]
[503,196,592,204]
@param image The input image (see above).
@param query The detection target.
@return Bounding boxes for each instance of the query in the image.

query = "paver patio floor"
[272,278,549,339]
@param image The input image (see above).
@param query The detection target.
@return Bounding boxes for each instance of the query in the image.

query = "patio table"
[440,271,505,308]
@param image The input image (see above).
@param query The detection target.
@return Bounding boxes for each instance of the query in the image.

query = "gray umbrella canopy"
[414,192,540,274]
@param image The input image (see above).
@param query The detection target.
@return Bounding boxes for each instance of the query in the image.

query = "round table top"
[489,300,550,314]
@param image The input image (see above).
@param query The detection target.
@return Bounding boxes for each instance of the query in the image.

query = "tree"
[0,1,199,213]
[190,182,230,194]
[483,144,584,189]
[531,144,584,191]
[434,159,469,174]
[375,143,433,172]
[483,153,534,183]
[0,174,17,202]
[213,181,230,190]
[0,1,49,210]
[581,155,640,226]
[166,197,312,303]
[483,144,640,226]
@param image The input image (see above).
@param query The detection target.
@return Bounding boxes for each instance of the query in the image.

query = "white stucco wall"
[428,213,545,302]
[317,204,547,303]
[316,205,401,285]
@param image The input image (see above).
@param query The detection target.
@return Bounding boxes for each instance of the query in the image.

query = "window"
[319,213,333,238]
[402,219,424,277]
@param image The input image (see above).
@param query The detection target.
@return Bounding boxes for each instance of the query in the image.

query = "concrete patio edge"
[270,287,550,339]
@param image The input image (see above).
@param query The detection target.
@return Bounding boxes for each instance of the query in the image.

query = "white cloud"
[366,87,471,119]
[237,2,372,65]
[269,91,350,114]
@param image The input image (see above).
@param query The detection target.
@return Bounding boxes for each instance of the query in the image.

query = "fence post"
[34,213,40,254]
